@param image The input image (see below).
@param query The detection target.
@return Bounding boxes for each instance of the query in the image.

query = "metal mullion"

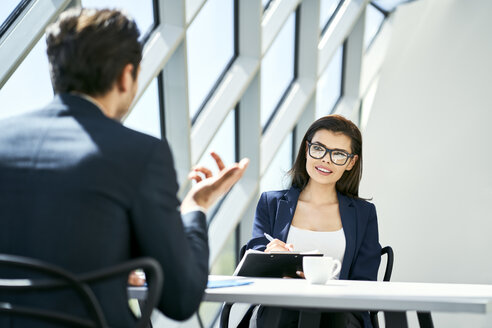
[143,1,192,193]
[262,4,300,134]
[0,0,33,38]
[157,71,166,139]
[295,93,316,148]
[360,10,393,97]
[318,0,369,78]
[0,0,73,89]
[234,103,240,264]
[261,0,321,173]
[339,7,365,121]
[261,0,301,57]
[260,77,316,176]
[206,0,262,267]
[190,56,259,164]
[190,0,239,125]
[320,0,346,36]
[190,56,236,125]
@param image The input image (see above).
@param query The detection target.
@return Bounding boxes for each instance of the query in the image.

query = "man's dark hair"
[46,8,142,96]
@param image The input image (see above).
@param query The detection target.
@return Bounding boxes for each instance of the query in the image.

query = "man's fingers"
[192,165,213,178]
[210,152,225,171]
[238,158,249,169]
[187,171,203,183]
[213,163,247,194]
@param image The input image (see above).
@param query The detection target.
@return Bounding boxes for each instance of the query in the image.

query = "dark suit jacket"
[0,94,209,327]
[246,186,381,327]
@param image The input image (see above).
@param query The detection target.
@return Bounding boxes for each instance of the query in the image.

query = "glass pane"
[261,12,295,129]
[0,0,22,29]
[319,0,342,31]
[123,79,161,139]
[260,132,293,193]
[81,0,155,38]
[316,45,343,118]
[372,0,407,12]
[364,4,385,50]
[0,35,53,120]
[187,0,234,121]
[199,232,236,326]
[196,109,235,176]
[195,109,235,220]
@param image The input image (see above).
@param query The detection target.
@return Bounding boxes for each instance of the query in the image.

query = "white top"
[286,225,346,279]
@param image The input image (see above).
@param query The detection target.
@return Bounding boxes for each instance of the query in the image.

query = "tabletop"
[204,275,492,314]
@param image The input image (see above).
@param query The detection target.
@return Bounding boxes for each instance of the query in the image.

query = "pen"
[263,232,274,242]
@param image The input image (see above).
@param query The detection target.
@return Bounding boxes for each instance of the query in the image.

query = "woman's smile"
[315,165,332,175]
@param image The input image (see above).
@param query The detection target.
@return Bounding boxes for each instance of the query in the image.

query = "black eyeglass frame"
[307,142,354,166]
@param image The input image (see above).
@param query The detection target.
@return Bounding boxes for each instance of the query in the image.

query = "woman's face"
[305,129,358,187]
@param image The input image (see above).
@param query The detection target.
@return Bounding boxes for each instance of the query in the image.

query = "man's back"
[0,94,208,327]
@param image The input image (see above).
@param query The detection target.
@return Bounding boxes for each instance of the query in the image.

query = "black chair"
[220,246,396,328]
[370,246,394,328]
[0,254,163,328]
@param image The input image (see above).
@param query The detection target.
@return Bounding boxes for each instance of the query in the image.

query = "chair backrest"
[381,246,394,282]
[370,245,394,328]
[0,254,163,328]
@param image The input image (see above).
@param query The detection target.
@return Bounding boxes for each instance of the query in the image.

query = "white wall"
[360,0,492,326]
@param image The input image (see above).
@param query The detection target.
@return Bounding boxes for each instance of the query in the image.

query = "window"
[263,0,273,12]
[260,132,293,193]
[261,12,296,130]
[316,45,343,118]
[0,35,52,120]
[198,232,236,326]
[195,109,236,221]
[371,0,406,12]
[0,0,24,32]
[319,0,343,32]
[187,0,235,122]
[364,3,385,50]
[196,109,237,327]
[81,0,155,39]
[123,78,161,139]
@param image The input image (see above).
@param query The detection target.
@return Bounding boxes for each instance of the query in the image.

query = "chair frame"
[0,254,163,328]
[370,246,394,327]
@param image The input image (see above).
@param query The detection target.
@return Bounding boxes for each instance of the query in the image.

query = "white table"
[204,275,492,327]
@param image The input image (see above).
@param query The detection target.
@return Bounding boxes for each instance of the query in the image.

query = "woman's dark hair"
[289,115,363,198]
[46,8,142,96]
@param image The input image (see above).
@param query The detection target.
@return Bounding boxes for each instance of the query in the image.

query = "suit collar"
[273,187,300,240]
[52,93,108,119]
[338,191,357,280]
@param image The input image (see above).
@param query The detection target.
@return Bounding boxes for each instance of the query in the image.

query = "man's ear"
[346,154,359,171]
[117,63,135,92]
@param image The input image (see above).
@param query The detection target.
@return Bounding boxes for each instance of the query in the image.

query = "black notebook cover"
[234,251,323,278]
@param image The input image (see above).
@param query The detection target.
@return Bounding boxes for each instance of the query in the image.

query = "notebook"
[233,249,323,278]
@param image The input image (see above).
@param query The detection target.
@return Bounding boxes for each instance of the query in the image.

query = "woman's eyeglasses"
[307,142,354,166]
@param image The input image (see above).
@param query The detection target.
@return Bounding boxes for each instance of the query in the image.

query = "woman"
[246,115,381,328]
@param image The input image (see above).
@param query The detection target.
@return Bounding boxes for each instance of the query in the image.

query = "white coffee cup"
[302,256,341,284]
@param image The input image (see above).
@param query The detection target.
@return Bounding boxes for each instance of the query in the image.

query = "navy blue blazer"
[0,94,209,327]
[246,187,381,327]
[247,187,381,281]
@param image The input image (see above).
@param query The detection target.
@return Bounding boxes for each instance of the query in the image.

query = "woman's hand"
[128,270,146,286]
[265,239,294,252]
[296,271,305,279]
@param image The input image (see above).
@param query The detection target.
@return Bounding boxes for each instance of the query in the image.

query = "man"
[0,8,248,327]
